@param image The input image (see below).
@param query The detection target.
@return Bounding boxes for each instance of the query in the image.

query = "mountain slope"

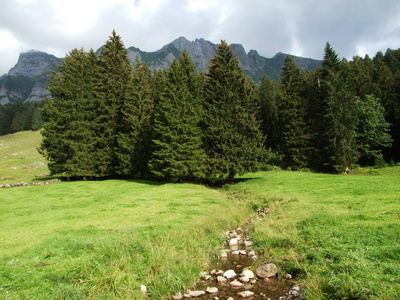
[0,51,61,105]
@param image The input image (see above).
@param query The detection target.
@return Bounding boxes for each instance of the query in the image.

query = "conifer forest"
[37,31,399,182]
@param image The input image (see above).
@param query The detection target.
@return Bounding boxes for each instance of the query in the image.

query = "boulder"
[230,279,244,287]
[223,269,236,279]
[238,291,255,298]
[241,269,255,279]
[205,287,218,294]
[188,290,205,297]
[256,263,278,278]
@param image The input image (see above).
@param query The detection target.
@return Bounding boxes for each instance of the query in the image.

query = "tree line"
[0,101,44,135]
[38,31,399,181]
[39,31,265,182]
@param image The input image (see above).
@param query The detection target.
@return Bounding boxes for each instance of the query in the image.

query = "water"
[178,225,296,299]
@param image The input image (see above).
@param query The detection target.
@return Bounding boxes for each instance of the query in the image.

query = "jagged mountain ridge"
[0,37,321,104]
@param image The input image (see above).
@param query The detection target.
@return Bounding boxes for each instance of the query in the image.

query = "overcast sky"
[1,0,400,75]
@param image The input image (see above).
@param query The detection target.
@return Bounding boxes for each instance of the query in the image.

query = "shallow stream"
[172,220,299,299]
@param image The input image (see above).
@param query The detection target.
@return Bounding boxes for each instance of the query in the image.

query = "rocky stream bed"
[166,208,304,300]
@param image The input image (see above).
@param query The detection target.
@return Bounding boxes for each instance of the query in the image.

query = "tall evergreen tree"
[40,48,107,177]
[355,95,392,163]
[314,43,358,172]
[149,53,205,182]
[117,57,154,177]
[256,75,279,151]
[203,41,266,181]
[278,55,308,169]
[99,30,133,176]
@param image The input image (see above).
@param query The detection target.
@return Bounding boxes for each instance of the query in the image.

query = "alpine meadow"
[1,31,400,299]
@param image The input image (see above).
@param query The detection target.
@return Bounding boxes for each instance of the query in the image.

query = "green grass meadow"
[227,169,400,299]
[1,131,400,299]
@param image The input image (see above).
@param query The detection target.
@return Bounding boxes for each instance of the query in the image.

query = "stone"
[229,238,238,246]
[223,269,236,279]
[216,269,224,276]
[227,297,234,300]
[247,251,256,257]
[205,287,218,294]
[140,285,147,293]
[221,252,228,258]
[231,250,239,255]
[188,290,206,297]
[237,291,255,298]
[238,250,247,255]
[240,276,250,283]
[243,240,253,247]
[241,269,255,279]
[230,279,244,287]
[217,276,228,283]
[256,263,278,278]
[172,292,183,299]
[286,273,293,279]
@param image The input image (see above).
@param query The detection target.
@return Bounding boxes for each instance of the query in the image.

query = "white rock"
[205,287,218,294]
[217,276,228,283]
[221,252,228,258]
[210,269,216,275]
[230,279,244,287]
[229,238,238,246]
[240,276,250,283]
[140,285,147,293]
[216,270,224,276]
[227,297,234,300]
[247,251,255,257]
[189,290,206,297]
[243,240,253,247]
[238,250,247,255]
[231,250,239,255]
[223,269,236,279]
[256,263,278,278]
[241,269,255,279]
[238,291,255,298]
[172,292,183,299]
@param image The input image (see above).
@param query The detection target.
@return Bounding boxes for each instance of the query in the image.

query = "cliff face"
[0,51,60,104]
[1,38,321,104]
[128,37,321,84]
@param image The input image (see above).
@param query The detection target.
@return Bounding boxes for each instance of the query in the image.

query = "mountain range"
[0,37,321,105]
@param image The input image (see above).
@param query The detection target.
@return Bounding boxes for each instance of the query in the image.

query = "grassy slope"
[227,169,400,299]
[0,131,52,184]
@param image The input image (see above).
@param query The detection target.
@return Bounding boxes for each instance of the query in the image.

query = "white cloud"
[1,0,400,75]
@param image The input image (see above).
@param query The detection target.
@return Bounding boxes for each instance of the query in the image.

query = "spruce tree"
[278,55,308,169]
[99,30,133,176]
[149,54,205,182]
[40,48,106,177]
[315,43,358,172]
[256,75,279,151]
[203,41,266,181]
[117,57,154,177]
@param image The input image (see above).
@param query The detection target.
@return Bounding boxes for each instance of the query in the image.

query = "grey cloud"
[1,0,400,76]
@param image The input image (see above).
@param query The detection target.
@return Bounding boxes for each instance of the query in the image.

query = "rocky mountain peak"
[8,50,60,77]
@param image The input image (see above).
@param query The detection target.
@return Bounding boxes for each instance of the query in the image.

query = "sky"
[1,0,400,75]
